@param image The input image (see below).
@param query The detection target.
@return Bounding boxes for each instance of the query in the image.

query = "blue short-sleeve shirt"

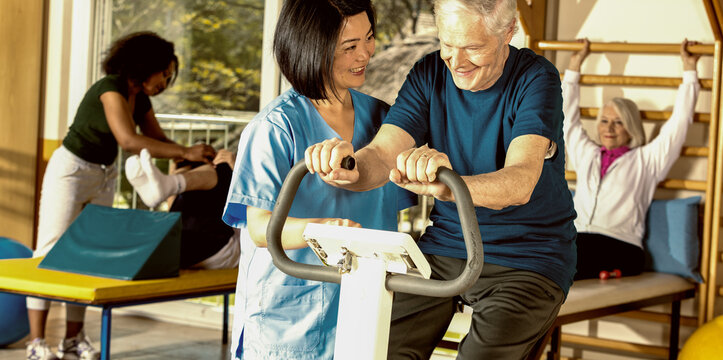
[223,88,415,359]
[384,46,577,294]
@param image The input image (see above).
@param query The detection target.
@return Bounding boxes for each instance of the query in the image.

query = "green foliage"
[373,0,435,44]
[107,0,433,115]
[109,0,263,114]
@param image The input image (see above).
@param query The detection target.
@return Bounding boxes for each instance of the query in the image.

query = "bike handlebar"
[266,160,483,297]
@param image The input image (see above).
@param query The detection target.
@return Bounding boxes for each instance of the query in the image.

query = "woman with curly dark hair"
[25,32,215,360]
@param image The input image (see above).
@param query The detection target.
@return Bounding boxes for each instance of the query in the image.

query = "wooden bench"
[439,272,696,359]
[0,257,237,360]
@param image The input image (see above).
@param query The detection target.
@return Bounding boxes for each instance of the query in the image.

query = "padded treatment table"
[0,257,238,360]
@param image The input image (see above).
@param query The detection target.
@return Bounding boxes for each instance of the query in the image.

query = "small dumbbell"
[599,269,622,280]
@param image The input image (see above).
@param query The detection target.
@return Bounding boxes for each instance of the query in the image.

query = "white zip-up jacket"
[562,69,699,248]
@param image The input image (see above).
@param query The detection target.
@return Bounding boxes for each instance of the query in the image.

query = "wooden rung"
[617,310,698,327]
[563,74,713,90]
[536,40,714,55]
[681,147,709,157]
[579,107,711,123]
[659,178,707,191]
[719,286,723,297]
[561,333,670,357]
[565,171,706,191]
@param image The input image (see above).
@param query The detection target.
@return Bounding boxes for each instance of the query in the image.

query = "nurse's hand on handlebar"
[321,218,362,228]
[305,138,359,186]
[390,145,454,202]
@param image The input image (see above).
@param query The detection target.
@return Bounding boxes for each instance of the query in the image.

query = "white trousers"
[27,146,117,317]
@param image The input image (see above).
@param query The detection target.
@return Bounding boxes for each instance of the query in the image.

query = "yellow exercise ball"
[679,316,723,360]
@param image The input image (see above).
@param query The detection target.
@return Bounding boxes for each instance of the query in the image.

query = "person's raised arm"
[246,206,360,249]
[682,38,701,72]
[567,38,590,72]
[305,124,416,191]
[102,92,215,162]
[562,38,597,169]
[641,39,701,179]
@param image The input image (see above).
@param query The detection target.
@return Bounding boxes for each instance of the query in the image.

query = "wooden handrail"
[579,107,711,123]
[566,171,706,191]
[617,310,698,328]
[536,40,714,55]
[561,333,670,358]
[566,146,706,157]
[681,147,710,157]
[562,74,713,90]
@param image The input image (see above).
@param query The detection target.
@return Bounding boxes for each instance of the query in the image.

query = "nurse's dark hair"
[273,0,376,100]
[102,31,179,86]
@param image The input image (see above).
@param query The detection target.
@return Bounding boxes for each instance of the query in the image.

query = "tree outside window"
[107,0,264,115]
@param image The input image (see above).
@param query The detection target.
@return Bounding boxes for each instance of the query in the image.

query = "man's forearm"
[463,165,539,210]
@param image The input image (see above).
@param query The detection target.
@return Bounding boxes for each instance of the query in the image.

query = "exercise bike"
[266,159,483,359]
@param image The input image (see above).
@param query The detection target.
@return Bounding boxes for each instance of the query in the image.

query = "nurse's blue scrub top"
[223,88,415,359]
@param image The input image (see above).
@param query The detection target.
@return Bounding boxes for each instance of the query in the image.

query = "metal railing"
[157,112,255,149]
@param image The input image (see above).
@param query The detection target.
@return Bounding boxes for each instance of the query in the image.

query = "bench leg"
[101,307,112,360]
[526,325,554,360]
[669,300,681,360]
[547,326,561,360]
[223,294,229,345]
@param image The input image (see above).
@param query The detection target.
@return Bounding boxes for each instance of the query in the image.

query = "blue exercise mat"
[39,204,181,280]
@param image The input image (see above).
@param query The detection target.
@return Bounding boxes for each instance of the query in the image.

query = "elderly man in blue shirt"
[305,0,577,358]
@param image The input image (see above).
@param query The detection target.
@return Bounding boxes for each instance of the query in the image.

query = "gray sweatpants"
[387,255,564,360]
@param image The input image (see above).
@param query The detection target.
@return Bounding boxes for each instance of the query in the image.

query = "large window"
[98,0,264,116]
[94,0,266,209]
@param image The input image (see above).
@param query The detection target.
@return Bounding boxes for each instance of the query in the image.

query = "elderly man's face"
[436,1,513,92]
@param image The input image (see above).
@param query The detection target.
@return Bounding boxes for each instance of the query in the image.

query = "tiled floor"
[0,301,455,360]
[0,303,231,360]
[0,301,655,360]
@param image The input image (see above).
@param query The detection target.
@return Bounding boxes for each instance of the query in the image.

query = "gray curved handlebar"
[266,161,483,297]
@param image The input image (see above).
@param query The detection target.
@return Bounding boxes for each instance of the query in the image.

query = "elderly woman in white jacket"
[563,38,700,280]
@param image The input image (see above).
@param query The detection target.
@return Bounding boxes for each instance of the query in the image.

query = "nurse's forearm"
[246,206,358,250]
[246,207,316,250]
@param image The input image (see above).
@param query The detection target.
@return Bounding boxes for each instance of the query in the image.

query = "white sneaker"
[26,338,60,360]
[56,331,100,360]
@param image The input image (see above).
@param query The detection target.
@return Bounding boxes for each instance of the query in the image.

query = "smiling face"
[598,105,632,149]
[329,12,375,94]
[142,61,175,96]
[436,1,513,92]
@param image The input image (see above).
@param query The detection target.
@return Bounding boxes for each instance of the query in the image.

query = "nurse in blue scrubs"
[222,1,413,359]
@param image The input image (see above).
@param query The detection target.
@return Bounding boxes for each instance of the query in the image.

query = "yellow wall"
[0,0,45,249]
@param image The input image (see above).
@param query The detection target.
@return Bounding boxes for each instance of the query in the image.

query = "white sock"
[127,149,186,208]
[125,154,146,187]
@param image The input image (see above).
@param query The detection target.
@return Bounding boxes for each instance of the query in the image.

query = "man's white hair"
[434,0,518,37]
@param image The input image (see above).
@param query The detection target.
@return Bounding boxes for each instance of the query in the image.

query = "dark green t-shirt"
[62,75,152,165]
